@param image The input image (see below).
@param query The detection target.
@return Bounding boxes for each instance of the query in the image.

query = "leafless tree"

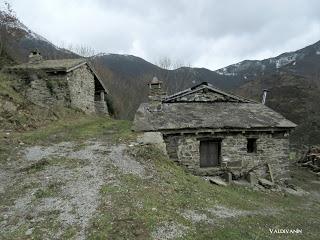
[58,42,96,57]
[155,57,195,93]
[0,1,18,56]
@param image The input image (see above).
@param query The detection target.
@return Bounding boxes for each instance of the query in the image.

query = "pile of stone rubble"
[298,146,320,174]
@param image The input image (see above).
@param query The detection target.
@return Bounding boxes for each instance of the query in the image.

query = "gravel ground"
[151,222,189,240]
[1,139,317,239]
[180,205,280,226]
[0,140,145,239]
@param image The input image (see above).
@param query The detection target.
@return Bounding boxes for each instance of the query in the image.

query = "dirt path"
[1,140,319,239]
[0,140,144,239]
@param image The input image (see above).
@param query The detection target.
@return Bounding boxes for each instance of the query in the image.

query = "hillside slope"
[0,116,319,239]
[215,40,320,81]
[235,73,320,146]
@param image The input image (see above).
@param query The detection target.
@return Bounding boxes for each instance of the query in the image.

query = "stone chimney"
[261,89,269,105]
[28,50,42,63]
[148,76,166,103]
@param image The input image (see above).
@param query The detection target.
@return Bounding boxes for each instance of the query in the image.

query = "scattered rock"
[2,101,17,112]
[258,178,274,188]
[137,132,167,155]
[1,141,126,240]
[233,180,251,187]
[181,210,214,224]
[151,222,188,240]
[204,176,228,186]
[25,228,33,236]
[283,187,309,196]
[223,172,233,183]
[246,172,258,185]
[207,205,280,218]
[299,146,320,172]
[109,144,147,178]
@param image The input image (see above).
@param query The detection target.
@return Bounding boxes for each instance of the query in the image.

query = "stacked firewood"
[299,146,320,173]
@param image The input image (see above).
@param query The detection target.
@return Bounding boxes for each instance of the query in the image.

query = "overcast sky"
[6,0,320,70]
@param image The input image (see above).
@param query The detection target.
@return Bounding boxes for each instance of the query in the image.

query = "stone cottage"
[133,78,297,181]
[6,51,109,115]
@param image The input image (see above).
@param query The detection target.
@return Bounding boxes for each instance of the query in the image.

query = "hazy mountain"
[215,40,320,80]
[0,13,77,64]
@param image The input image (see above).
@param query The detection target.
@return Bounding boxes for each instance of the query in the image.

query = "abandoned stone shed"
[6,51,109,115]
[133,78,297,181]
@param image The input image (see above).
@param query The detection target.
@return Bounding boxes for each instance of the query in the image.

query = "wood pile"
[298,146,320,173]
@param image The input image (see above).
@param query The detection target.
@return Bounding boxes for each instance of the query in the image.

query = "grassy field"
[0,116,319,240]
[88,145,320,240]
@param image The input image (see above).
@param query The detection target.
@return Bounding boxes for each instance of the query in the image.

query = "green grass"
[87,145,320,240]
[0,115,134,164]
[18,116,134,145]
[0,72,25,104]
[19,159,51,173]
[1,111,319,239]
[34,181,64,199]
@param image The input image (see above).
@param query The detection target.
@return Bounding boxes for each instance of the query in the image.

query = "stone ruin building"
[6,51,109,115]
[133,78,297,182]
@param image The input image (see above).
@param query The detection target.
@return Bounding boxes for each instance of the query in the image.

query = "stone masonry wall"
[94,101,109,115]
[22,71,70,108]
[67,65,95,114]
[15,64,98,114]
[164,132,290,180]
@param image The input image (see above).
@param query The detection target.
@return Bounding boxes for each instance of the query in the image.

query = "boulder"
[258,178,274,189]
[207,177,228,186]
[246,172,258,185]
[137,132,168,155]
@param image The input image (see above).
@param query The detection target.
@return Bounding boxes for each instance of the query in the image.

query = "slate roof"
[8,58,86,72]
[7,58,109,94]
[163,82,255,103]
[133,82,297,132]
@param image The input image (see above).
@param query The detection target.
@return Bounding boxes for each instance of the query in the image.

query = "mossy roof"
[7,58,109,93]
[7,58,86,72]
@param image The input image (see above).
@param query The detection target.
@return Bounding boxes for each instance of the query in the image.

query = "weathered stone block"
[246,172,258,185]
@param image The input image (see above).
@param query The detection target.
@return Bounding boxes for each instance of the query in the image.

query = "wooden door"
[200,140,220,167]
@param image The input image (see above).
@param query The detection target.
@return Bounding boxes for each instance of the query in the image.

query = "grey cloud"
[8,0,320,69]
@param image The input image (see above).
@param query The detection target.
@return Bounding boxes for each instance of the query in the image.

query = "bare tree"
[0,1,18,56]
[58,42,96,57]
[155,57,195,93]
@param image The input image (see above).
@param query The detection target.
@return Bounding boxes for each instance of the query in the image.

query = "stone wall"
[163,131,290,180]
[94,101,109,115]
[67,65,95,114]
[174,90,227,102]
[14,65,103,114]
[23,71,70,108]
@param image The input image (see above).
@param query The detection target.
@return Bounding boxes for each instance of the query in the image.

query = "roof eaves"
[86,62,110,94]
[66,61,87,72]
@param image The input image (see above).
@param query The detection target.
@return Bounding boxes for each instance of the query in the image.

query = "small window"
[247,138,257,153]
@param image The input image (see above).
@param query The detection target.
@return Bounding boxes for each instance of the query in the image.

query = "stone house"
[6,51,109,115]
[133,78,297,181]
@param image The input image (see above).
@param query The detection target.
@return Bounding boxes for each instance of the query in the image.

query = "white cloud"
[7,0,320,70]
